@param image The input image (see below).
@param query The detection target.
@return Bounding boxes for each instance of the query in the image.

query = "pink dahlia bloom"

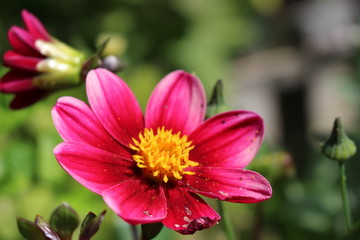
[0,10,85,109]
[52,69,272,234]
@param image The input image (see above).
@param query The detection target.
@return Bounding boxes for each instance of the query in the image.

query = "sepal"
[79,210,106,240]
[141,222,164,240]
[206,79,231,118]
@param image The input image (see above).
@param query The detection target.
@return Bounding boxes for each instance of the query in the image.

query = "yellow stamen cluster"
[130,127,199,183]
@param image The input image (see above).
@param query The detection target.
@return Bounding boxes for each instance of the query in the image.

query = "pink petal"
[52,97,131,158]
[86,69,144,147]
[0,79,34,92]
[189,110,264,168]
[54,142,134,194]
[102,179,167,225]
[145,70,206,135]
[162,186,220,234]
[183,167,272,203]
[21,10,51,41]
[3,50,41,71]
[0,70,37,83]
[8,89,48,109]
[8,26,42,57]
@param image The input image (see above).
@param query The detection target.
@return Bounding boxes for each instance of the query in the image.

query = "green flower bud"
[321,117,357,161]
[17,217,47,240]
[16,203,105,240]
[50,202,79,240]
[206,79,232,118]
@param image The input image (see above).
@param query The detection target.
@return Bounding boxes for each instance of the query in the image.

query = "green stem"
[339,162,352,232]
[217,200,236,240]
[131,225,139,240]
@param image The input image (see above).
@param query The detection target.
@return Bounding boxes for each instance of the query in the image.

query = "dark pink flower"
[52,69,272,234]
[0,10,85,109]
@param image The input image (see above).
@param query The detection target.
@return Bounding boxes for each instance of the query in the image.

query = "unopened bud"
[321,117,357,161]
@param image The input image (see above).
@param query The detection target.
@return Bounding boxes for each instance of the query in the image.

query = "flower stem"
[339,162,352,232]
[217,200,236,240]
[131,225,139,240]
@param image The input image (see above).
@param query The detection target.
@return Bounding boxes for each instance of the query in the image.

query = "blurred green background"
[1,0,360,239]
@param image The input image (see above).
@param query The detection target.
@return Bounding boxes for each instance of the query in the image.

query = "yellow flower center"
[129,127,199,183]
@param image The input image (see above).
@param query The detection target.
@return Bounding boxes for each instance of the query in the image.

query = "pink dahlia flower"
[0,10,85,109]
[52,69,272,234]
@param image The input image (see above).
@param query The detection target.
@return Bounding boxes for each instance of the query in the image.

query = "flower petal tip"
[53,143,63,156]
[21,9,31,19]
[173,216,220,235]
[55,96,73,105]
[87,68,107,77]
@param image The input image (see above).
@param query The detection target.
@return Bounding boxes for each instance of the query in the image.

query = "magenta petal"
[8,26,41,57]
[0,70,37,83]
[0,78,34,92]
[86,69,144,147]
[21,10,51,41]
[3,50,41,71]
[162,186,220,234]
[184,167,272,203]
[54,142,134,194]
[145,70,206,135]
[52,97,131,158]
[190,110,264,168]
[102,179,166,225]
[9,89,48,109]
[0,70,37,92]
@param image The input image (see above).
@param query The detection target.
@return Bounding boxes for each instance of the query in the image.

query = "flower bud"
[0,10,86,109]
[80,39,126,80]
[50,202,79,240]
[16,203,105,240]
[16,217,47,240]
[321,117,357,161]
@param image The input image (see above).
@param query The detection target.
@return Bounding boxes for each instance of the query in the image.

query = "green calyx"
[35,39,85,64]
[321,117,357,161]
[33,39,86,90]
[33,59,82,89]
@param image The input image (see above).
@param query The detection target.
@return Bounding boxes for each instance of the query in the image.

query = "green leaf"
[141,222,164,240]
[16,217,47,240]
[50,202,80,240]
[79,210,106,240]
[35,215,61,240]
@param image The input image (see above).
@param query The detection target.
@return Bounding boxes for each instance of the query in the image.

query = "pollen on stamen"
[130,127,199,183]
